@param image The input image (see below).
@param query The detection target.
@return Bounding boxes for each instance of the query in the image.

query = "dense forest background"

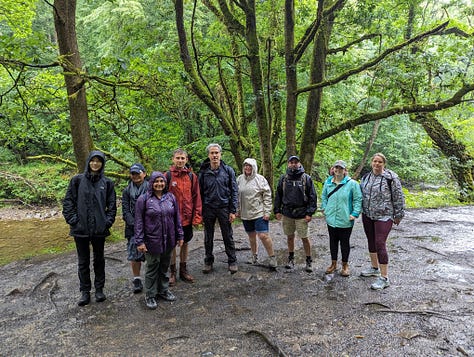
[0,0,473,205]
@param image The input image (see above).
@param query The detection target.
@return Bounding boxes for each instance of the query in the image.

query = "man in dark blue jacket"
[199,143,238,274]
[63,151,117,306]
[274,155,317,272]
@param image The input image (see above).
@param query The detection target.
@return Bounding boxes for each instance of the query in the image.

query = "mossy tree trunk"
[412,113,474,202]
[53,0,93,171]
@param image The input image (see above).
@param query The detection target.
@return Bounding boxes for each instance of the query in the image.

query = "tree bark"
[353,120,381,180]
[412,113,474,201]
[53,0,92,171]
[300,7,333,172]
[244,0,273,186]
[284,0,297,157]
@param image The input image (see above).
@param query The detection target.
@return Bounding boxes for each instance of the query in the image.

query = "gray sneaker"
[268,256,277,269]
[371,277,390,290]
[247,254,258,265]
[285,259,295,270]
[305,260,313,273]
[145,296,158,309]
[360,267,381,277]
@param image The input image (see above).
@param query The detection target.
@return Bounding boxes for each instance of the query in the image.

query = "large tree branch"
[213,0,246,35]
[327,33,380,54]
[294,0,345,62]
[0,58,60,69]
[317,82,474,142]
[297,21,449,95]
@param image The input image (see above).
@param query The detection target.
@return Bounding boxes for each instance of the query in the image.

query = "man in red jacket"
[166,148,203,284]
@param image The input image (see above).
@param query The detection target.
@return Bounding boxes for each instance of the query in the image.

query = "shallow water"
[0,218,124,265]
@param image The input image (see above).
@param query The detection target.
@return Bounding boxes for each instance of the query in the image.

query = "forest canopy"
[0,0,473,203]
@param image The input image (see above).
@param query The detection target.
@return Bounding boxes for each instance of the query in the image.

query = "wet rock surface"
[1,206,473,356]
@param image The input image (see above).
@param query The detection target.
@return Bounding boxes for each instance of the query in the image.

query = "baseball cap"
[288,155,300,162]
[130,163,145,174]
[333,160,347,169]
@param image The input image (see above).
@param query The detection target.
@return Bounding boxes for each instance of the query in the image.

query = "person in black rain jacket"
[63,150,117,306]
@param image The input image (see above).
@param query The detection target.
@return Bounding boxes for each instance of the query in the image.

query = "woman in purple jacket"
[135,171,184,309]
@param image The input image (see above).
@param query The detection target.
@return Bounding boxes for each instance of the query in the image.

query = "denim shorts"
[242,217,269,233]
[127,236,145,262]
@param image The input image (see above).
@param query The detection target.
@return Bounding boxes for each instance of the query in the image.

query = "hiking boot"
[285,258,295,270]
[169,264,177,286]
[158,290,177,301]
[247,254,258,265]
[268,256,277,269]
[78,291,90,307]
[202,263,213,274]
[305,259,313,273]
[95,289,106,303]
[371,276,390,290]
[325,260,337,274]
[145,296,158,310]
[228,264,238,274]
[360,267,381,277]
[179,262,194,283]
[340,262,350,277]
[133,278,143,294]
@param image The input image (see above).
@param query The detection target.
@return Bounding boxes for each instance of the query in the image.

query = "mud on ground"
[1,206,473,356]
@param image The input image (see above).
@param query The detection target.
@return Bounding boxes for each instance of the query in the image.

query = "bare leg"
[301,237,311,257]
[247,231,258,255]
[287,234,295,254]
[259,233,274,257]
[369,252,379,269]
[131,261,141,277]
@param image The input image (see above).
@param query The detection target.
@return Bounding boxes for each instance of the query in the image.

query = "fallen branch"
[364,302,391,309]
[375,309,453,321]
[0,171,37,192]
[456,346,469,356]
[415,244,448,257]
[245,330,288,357]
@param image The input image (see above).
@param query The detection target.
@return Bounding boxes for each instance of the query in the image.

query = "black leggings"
[327,225,353,262]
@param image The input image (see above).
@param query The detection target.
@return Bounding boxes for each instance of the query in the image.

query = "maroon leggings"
[362,214,393,265]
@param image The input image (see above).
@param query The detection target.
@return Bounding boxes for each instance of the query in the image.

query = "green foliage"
[0,0,36,38]
[0,160,71,205]
[404,186,462,209]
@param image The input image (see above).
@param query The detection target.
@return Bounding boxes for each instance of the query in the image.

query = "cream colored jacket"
[237,158,272,220]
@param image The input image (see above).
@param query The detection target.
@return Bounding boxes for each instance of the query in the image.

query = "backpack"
[282,173,310,203]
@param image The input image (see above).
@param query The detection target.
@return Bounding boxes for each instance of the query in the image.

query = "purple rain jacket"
[134,171,184,255]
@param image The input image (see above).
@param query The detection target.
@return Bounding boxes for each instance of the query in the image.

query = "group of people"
[62,146,405,309]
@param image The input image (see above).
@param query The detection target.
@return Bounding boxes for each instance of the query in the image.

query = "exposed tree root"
[245,329,288,357]
[29,272,57,296]
[375,308,453,321]
[48,278,58,309]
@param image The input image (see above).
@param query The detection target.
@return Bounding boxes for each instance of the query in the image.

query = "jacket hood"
[84,150,106,176]
[243,158,257,180]
[147,171,168,195]
[286,163,305,177]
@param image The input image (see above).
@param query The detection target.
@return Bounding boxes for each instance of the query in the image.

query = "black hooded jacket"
[274,164,317,219]
[62,151,117,238]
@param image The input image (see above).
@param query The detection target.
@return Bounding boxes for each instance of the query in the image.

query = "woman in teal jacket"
[321,160,362,276]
